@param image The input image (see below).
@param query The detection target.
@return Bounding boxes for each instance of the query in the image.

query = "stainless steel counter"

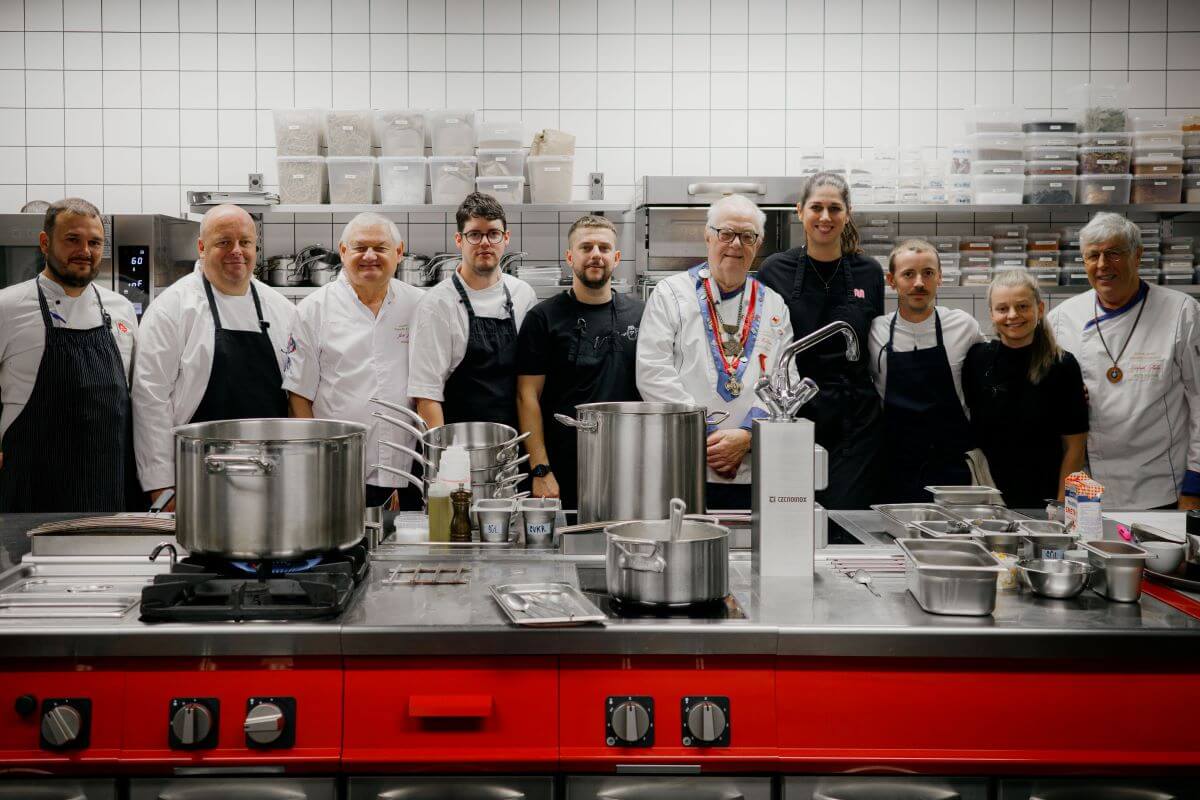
[2,512,1199,661]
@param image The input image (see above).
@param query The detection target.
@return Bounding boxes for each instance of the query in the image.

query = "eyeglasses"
[709,226,760,246]
[1082,248,1129,264]
[462,229,506,245]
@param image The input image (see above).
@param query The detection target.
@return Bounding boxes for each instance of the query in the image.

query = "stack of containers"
[376,109,427,204]
[989,223,1029,277]
[965,106,1024,205]
[1026,231,1062,286]
[1023,116,1079,204]
[959,235,994,285]
[1059,224,1088,285]
[274,109,326,204]
[929,236,962,284]
[325,110,376,204]
[1138,222,1162,284]
[428,110,477,204]
[1070,82,1133,205]
[1161,236,1195,285]
[857,218,894,267]
[849,162,875,204]
[869,148,898,204]
[1185,115,1200,203]
[1131,116,1185,204]
[475,120,526,203]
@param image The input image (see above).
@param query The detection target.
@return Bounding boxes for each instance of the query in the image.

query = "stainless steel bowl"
[1017,558,1092,599]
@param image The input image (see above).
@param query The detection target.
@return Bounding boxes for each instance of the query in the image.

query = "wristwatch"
[530,464,551,478]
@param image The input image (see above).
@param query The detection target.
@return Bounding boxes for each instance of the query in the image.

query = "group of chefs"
[1,184,1198,517]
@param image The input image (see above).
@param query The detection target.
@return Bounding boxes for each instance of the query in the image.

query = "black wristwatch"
[530,464,551,478]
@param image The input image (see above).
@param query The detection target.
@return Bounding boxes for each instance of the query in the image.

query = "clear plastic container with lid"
[1131,175,1182,203]
[1026,131,1079,148]
[962,266,992,285]
[527,155,574,203]
[1027,160,1078,176]
[1162,236,1195,254]
[324,110,374,156]
[967,133,1025,161]
[1079,146,1131,174]
[1133,131,1185,151]
[964,105,1021,134]
[960,236,993,252]
[972,174,1024,204]
[1027,253,1060,268]
[277,156,326,204]
[1187,156,1200,171]
[971,159,1024,176]
[1025,145,1078,162]
[1022,118,1078,134]
[427,110,476,156]
[1079,174,1132,204]
[374,109,425,157]
[1081,131,1132,148]
[1139,252,1161,270]
[475,176,525,204]
[477,148,526,178]
[1162,268,1193,285]
[429,155,478,204]
[378,156,427,204]
[1132,155,1184,176]
[995,237,1028,253]
[1131,115,1183,133]
[326,156,376,204]
[475,120,524,149]
[273,109,323,156]
[992,254,1028,271]
[1028,233,1062,251]
[927,235,961,253]
[1029,266,1061,286]
[1024,174,1078,204]
[1067,82,1131,132]
[1187,174,1200,203]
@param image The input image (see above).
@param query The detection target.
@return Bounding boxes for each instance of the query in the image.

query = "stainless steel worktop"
[2,512,1199,661]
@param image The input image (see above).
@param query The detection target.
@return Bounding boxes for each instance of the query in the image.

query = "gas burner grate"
[383,564,471,586]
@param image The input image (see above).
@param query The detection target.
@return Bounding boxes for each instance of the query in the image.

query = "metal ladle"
[668,497,686,542]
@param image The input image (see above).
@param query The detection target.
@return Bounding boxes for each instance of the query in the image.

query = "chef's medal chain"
[1092,289,1148,384]
[703,276,757,398]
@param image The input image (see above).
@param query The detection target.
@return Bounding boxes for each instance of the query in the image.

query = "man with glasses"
[1048,212,1200,510]
[637,194,792,510]
[515,215,644,509]
[408,193,537,429]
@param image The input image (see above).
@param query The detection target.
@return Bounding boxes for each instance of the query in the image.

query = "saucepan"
[370,397,529,477]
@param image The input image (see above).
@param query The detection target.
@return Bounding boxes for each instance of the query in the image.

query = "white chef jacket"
[1048,282,1200,509]
[282,273,425,489]
[407,269,538,402]
[0,274,138,439]
[636,265,793,485]
[132,262,297,491]
[867,305,985,414]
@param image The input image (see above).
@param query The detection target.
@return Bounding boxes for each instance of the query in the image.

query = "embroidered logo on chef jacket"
[620,324,639,341]
[395,324,409,343]
[283,334,297,373]
[853,288,866,299]
[1125,352,1165,382]
[116,321,130,335]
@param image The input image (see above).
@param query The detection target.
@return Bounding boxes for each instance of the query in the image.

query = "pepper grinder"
[449,484,473,543]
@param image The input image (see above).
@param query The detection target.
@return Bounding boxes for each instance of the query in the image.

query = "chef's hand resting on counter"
[706,428,751,479]
[532,472,560,499]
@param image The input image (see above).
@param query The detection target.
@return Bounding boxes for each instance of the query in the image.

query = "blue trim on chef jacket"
[689,263,764,405]
[1182,470,1200,497]
[1083,280,1149,330]
[740,406,768,431]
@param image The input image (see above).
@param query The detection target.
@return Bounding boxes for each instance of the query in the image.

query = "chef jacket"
[282,273,424,489]
[407,270,538,403]
[1048,282,1200,509]
[636,265,793,485]
[0,274,138,439]
[132,262,297,491]
[867,305,985,414]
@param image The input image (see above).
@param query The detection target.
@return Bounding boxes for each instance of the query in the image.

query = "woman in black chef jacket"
[757,172,885,509]
[962,269,1088,507]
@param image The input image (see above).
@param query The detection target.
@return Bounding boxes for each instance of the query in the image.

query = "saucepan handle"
[380,440,432,469]
[204,453,275,475]
[372,410,427,442]
[370,464,426,497]
[553,413,598,432]
[705,410,730,426]
[370,397,428,430]
[497,430,531,461]
[614,539,666,574]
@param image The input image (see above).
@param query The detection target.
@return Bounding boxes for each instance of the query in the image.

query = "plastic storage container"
[1080,131,1132,148]
[994,238,1028,253]
[527,155,574,203]
[1162,237,1194,254]
[1186,158,1200,173]
[475,120,524,149]
[965,105,1021,133]
[1027,160,1078,176]
[375,109,425,157]
[971,160,1024,176]
[968,133,1025,161]
[1024,174,1078,204]
[927,236,960,253]
[378,156,427,204]
[1138,252,1161,270]
[1131,115,1183,133]
[1027,253,1060,268]
[1028,266,1061,286]
[477,148,526,178]
[1025,145,1078,162]
[429,155,478,204]
[1133,131,1185,152]
[1079,146,1131,174]
[1025,131,1079,147]
[326,156,376,204]
[273,109,323,156]
[962,266,992,285]
[1162,268,1193,285]
[277,156,326,204]
[324,110,374,157]
[1028,233,1062,251]
[1131,175,1182,203]
[973,174,1024,204]
[1187,175,1200,203]
[992,253,1028,271]
[1023,118,1078,133]
[1079,174,1131,204]
[960,236,993,252]
[1068,82,1131,132]
[428,110,476,156]
[475,176,525,204]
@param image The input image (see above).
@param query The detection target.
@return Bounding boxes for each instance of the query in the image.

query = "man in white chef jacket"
[283,213,425,510]
[1048,212,1200,510]
[868,239,985,502]
[133,204,296,508]
[0,198,139,512]
[636,193,792,510]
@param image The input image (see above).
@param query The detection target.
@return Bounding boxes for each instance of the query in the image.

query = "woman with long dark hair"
[757,172,885,509]
[963,269,1088,507]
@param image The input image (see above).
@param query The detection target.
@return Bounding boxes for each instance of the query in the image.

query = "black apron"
[545,293,638,509]
[442,275,520,428]
[880,311,973,503]
[188,277,287,423]
[788,248,883,509]
[0,282,132,512]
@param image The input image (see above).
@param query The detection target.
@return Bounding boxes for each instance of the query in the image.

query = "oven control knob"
[244,702,285,745]
[41,704,83,748]
[686,701,728,744]
[171,703,214,745]
[610,700,650,744]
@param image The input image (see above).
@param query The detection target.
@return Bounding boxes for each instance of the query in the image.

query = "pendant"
[1106,365,1123,384]
[725,375,742,397]
[721,322,740,335]
[722,337,743,357]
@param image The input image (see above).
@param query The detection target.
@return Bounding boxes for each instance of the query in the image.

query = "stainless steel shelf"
[190,202,632,215]
[640,203,1200,215]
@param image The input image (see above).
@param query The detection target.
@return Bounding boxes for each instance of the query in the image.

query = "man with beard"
[516,215,644,508]
[133,204,295,509]
[0,198,139,511]
[408,193,536,429]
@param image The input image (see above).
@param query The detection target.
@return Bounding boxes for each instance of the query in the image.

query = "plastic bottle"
[426,445,471,543]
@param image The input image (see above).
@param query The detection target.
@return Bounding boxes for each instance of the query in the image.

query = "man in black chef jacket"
[516,215,644,509]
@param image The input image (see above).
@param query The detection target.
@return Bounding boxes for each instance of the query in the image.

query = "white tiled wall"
[1,0,1198,257]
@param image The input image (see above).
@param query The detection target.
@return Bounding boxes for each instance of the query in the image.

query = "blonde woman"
[963,269,1087,506]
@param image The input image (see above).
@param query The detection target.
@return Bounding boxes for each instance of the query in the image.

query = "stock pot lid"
[576,401,705,416]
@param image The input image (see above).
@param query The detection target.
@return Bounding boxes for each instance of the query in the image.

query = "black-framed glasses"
[709,226,760,246]
[462,229,506,245]
[1082,248,1129,264]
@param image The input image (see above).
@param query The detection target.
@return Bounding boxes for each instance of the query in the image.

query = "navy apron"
[442,274,520,428]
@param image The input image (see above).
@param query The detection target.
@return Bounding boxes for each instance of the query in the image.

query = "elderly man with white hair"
[133,204,296,507]
[283,213,425,509]
[1048,211,1200,510]
[637,193,793,510]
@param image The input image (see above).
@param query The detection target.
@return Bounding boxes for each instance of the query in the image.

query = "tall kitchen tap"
[772,320,859,397]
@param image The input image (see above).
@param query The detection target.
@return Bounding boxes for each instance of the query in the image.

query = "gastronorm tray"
[490,582,606,627]
[946,505,1031,525]
[872,504,966,538]
[897,539,1005,616]
[924,485,1005,505]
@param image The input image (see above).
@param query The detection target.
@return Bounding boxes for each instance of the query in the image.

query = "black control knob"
[610,700,650,744]
[14,694,36,716]
[686,701,728,744]
[41,704,83,748]
[170,703,214,746]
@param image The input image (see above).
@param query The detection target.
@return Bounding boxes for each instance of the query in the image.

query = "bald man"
[133,204,296,504]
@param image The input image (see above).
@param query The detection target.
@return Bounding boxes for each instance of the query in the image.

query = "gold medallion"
[1106,365,1123,384]
[725,375,742,397]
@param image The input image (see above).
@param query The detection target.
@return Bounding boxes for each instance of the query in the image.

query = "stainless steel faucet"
[773,320,859,397]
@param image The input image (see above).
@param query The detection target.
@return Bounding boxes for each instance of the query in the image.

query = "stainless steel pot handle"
[370,397,428,431]
[204,454,275,475]
[494,454,531,477]
[705,410,731,426]
[381,440,432,469]
[553,413,598,432]
[370,464,426,497]
[613,539,667,574]
[498,472,526,487]
[372,410,427,442]
[497,430,532,461]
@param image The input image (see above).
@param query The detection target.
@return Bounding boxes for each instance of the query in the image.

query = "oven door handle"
[408,694,494,719]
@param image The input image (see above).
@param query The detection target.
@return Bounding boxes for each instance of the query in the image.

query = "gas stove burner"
[595,593,748,620]
[229,556,325,575]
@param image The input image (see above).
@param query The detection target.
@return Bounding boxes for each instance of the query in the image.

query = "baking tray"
[490,582,606,627]
[871,504,966,538]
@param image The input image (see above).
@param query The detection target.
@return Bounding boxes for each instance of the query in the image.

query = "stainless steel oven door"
[567,776,772,800]
[998,778,1190,800]
[0,778,117,799]
[349,776,554,799]
[129,777,336,800]
[786,776,990,800]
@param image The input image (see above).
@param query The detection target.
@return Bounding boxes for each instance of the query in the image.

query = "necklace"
[713,282,747,357]
[1093,289,1148,384]
[806,249,843,290]
[702,276,756,397]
